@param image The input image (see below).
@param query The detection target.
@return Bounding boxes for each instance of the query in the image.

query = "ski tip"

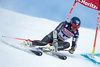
[30,50,43,56]
[59,56,67,60]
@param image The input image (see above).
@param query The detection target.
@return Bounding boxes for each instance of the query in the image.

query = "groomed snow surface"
[0,8,100,67]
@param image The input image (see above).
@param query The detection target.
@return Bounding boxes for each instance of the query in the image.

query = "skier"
[25,17,81,54]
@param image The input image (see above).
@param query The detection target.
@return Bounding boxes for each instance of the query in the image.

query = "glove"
[52,38,58,52]
[52,30,58,52]
[69,48,75,54]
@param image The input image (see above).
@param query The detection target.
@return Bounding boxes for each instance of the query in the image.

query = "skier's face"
[71,23,79,31]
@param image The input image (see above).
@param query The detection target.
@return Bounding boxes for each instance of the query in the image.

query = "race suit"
[32,21,79,50]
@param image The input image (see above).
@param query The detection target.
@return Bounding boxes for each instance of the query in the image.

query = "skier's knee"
[58,42,70,51]
[64,42,70,49]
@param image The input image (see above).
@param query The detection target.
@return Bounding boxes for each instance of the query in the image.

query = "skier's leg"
[32,32,53,46]
[41,32,53,43]
[58,42,70,51]
[32,40,46,46]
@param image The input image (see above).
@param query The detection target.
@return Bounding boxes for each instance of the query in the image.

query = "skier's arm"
[52,21,67,51]
[71,34,79,50]
[41,21,67,43]
[55,21,67,32]
[69,32,79,54]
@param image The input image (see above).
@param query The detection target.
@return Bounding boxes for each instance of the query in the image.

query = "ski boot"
[21,40,32,47]
[39,44,55,52]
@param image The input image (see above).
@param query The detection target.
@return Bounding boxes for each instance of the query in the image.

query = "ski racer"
[26,17,81,54]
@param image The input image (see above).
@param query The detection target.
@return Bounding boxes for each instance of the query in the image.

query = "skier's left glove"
[69,48,75,54]
[52,38,58,52]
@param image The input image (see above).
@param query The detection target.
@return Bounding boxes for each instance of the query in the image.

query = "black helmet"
[70,17,81,26]
[70,17,81,31]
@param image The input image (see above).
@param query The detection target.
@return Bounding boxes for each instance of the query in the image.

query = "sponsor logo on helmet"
[76,20,80,25]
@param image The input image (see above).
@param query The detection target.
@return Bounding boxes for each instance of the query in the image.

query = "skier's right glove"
[69,48,75,54]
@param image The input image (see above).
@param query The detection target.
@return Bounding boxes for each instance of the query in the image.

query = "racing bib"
[58,26,74,41]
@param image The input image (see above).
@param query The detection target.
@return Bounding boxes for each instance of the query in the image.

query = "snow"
[0,8,100,67]
[94,56,100,62]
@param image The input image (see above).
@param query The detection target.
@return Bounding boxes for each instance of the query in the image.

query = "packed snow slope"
[0,8,100,67]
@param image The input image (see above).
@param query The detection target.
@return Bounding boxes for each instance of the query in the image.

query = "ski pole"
[64,50,69,51]
[2,35,52,45]
[2,35,69,52]
[2,35,35,41]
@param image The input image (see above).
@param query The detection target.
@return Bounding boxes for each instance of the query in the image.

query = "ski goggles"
[71,23,80,30]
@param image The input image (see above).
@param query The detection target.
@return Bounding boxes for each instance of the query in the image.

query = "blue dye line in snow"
[81,53,100,64]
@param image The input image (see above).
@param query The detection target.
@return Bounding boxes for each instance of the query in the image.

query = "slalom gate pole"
[66,1,76,21]
[92,11,100,57]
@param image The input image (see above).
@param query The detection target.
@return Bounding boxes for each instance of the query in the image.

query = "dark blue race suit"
[32,21,79,51]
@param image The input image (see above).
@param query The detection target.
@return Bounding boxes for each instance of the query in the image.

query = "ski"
[30,50,42,56]
[1,39,43,56]
[29,46,67,60]
[30,47,67,60]
[38,47,67,60]
[2,35,68,60]
[57,55,67,60]
[2,40,67,60]
[2,35,69,52]
[52,52,67,60]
